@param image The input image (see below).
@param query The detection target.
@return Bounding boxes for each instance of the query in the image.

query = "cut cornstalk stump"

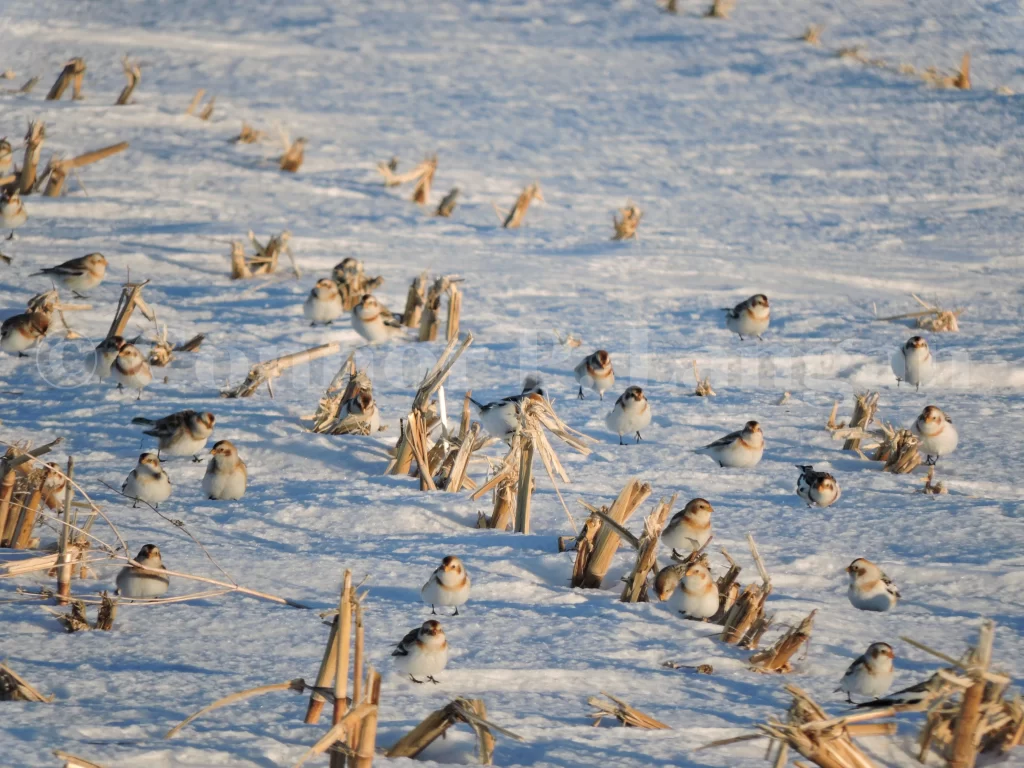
[115,57,141,105]
[873,423,922,474]
[280,137,307,173]
[611,202,642,241]
[221,342,341,398]
[749,610,816,673]
[0,662,54,702]
[46,58,86,101]
[501,182,543,228]
[588,692,670,729]
[412,154,437,204]
[620,494,676,602]
[841,392,879,452]
[436,187,460,217]
[43,141,129,197]
[19,121,45,195]
[386,698,524,760]
[571,479,651,589]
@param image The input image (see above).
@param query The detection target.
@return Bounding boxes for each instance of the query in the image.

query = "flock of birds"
[1,183,963,705]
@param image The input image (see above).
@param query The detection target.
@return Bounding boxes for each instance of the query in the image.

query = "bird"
[891,336,933,391]
[1,190,27,238]
[337,389,381,433]
[846,558,900,612]
[696,421,764,468]
[605,386,651,444]
[661,498,713,555]
[115,544,170,599]
[332,257,363,286]
[421,556,471,616]
[470,386,546,442]
[90,335,126,380]
[668,563,720,620]
[30,253,108,295]
[304,278,344,326]
[0,310,48,356]
[352,294,402,343]
[853,673,943,710]
[911,406,958,464]
[724,294,770,340]
[111,343,153,399]
[202,440,247,500]
[131,410,216,460]
[392,619,449,684]
[796,465,841,507]
[121,452,172,508]
[573,350,614,400]
[836,642,895,703]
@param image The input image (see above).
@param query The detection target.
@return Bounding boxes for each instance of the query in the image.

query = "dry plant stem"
[588,691,670,729]
[56,457,75,605]
[514,438,535,534]
[412,154,437,204]
[222,341,341,398]
[46,58,86,101]
[293,704,375,768]
[44,142,129,197]
[305,615,341,724]
[352,669,381,768]
[53,750,105,768]
[749,610,817,673]
[352,602,364,706]
[19,121,44,194]
[165,679,307,738]
[436,187,459,217]
[106,280,150,339]
[386,698,522,759]
[333,571,354,726]
[115,57,141,105]
[611,203,642,241]
[950,620,995,768]
[579,480,652,589]
[621,494,676,602]
[403,272,427,328]
[502,182,542,228]
[185,89,205,115]
[0,661,54,702]
[843,392,879,452]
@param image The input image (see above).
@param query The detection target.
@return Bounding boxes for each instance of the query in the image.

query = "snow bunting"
[352,294,402,343]
[111,343,153,399]
[891,336,933,391]
[574,350,614,400]
[696,421,764,468]
[116,544,170,599]
[0,310,48,356]
[846,558,900,613]
[392,619,448,683]
[669,563,720,620]
[911,406,958,464]
[724,294,770,341]
[836,642,895,703]
[304,278,344,326]
[332,257,363,286]
[853,673,942,709]
[470,389,546,442]
[31,253,108,295]
[1,190,27,237]
[202,440,247,500]
[606,386,651,444]
[796,465,840,507]
[90,335,126,380]
[121,452,172,508]
[132,410,216,460]
[421,555,471,616]
[338,389,381,433]
[661,498,713,554]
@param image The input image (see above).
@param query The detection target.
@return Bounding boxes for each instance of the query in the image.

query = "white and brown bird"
[111,343,153,399]
[696,421,764,468]
[796,465,840,507]
[724,294,770,340]
[352,294,402,343]
[846,558,901,612]
[121,452,172,508]
[470,387,546,442]
[667,563,720,620]
[202,440,247,500]
[891,336,933,391]
[0,310,48,356]
[392,619,449,684]
[421,556,471,616]
[115,544,170,599]
[90,335,127,380]
[837,642,895,703]
[304,278,344,326]
[132,410,216,460]
[1,189,27,237]
[574,350,614,400]
[31,253,108,295]
[337,389,381,434]
[606,385,651,444]
[911,406,958,464]
[661,498,713,555]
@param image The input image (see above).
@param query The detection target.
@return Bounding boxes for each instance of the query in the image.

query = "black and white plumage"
[30,252,108,294]
[891,336,933,391]
[470,383,546,441]
[132,410,216,459]
[846,558,901,612]
[1,190,27,236]
[573,349,614,400]
[0,310,48,355]
[853,673,942,710]
[605,385,651,444]
[911,405,958,464]
[121,452,172,508]
[696,421,764,468]
[90,335,127,380]
[724,294,770,340]
[352,294,403,343]
[202,440,247,500]
[116,544,170,599]
[796,465,840,507]
[304,278,344,325]
[836,642,895,703]
[661,498,713,554]
[391,619,449,683]
[112,343,153,398]
[421,556,471,615]
[337,390,381,433]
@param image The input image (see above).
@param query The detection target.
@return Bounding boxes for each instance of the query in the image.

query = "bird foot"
[427,676,440,684]
[192,455,202,463]
[452,607,459,616]
[409,676,424,684]
[430,606,436,615]
[577,387,584,400]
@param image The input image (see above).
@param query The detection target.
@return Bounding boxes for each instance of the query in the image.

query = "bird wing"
[391,627,420,656]
[853,675,936,709]
[881,573,901,599]
[704,430,742,449]
[841,654,867,680]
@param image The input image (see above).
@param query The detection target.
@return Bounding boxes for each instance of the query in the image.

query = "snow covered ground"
[2,0,1024,765]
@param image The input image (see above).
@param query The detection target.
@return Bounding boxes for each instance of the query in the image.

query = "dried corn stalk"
[705,0,734,18]
[222,342,341,398]
[803,24,823,45]
[611,202,642,241]
[621,494,676,602]
[588,692,669,729]
[842,392,879,452]
[402,272,428,328]
[435,187,459,217]
[876,294,963,332]
[233,123,265,143]
[115,57,141,105]
[502,182,543,229]
[280,137,307,173]
[693,360,715,396]
[19,121,45,195]
[418,275,463,342]
[42,141,129,197]
[921,466,947,494]
[571,479,651,589]
[385,698,522,761]
[332,259,384,310]
[46,58,86,101]
[412,154,437,204]
[749,610,816,673]
[873,423,921,474]
[0,662,54,702]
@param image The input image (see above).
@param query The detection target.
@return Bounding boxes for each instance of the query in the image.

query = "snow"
[2,0,1024,765]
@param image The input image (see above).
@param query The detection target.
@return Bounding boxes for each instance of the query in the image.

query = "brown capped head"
[594,349,611,367]
[420,619,444,637]
[441,555,464,574]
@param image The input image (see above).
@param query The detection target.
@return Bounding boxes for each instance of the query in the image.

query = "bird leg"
[430,605,436,615]
[192,455,202,463]
[409,675,424,684]
[619,436,625,445]
[452,606,459,616]
[135,389,143,401]
[925,455,937,466]
[635,431,643,443]
[427,676,440,684]
[577,386,584,400]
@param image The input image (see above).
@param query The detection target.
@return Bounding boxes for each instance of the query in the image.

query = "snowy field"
[2,0,1024,765]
